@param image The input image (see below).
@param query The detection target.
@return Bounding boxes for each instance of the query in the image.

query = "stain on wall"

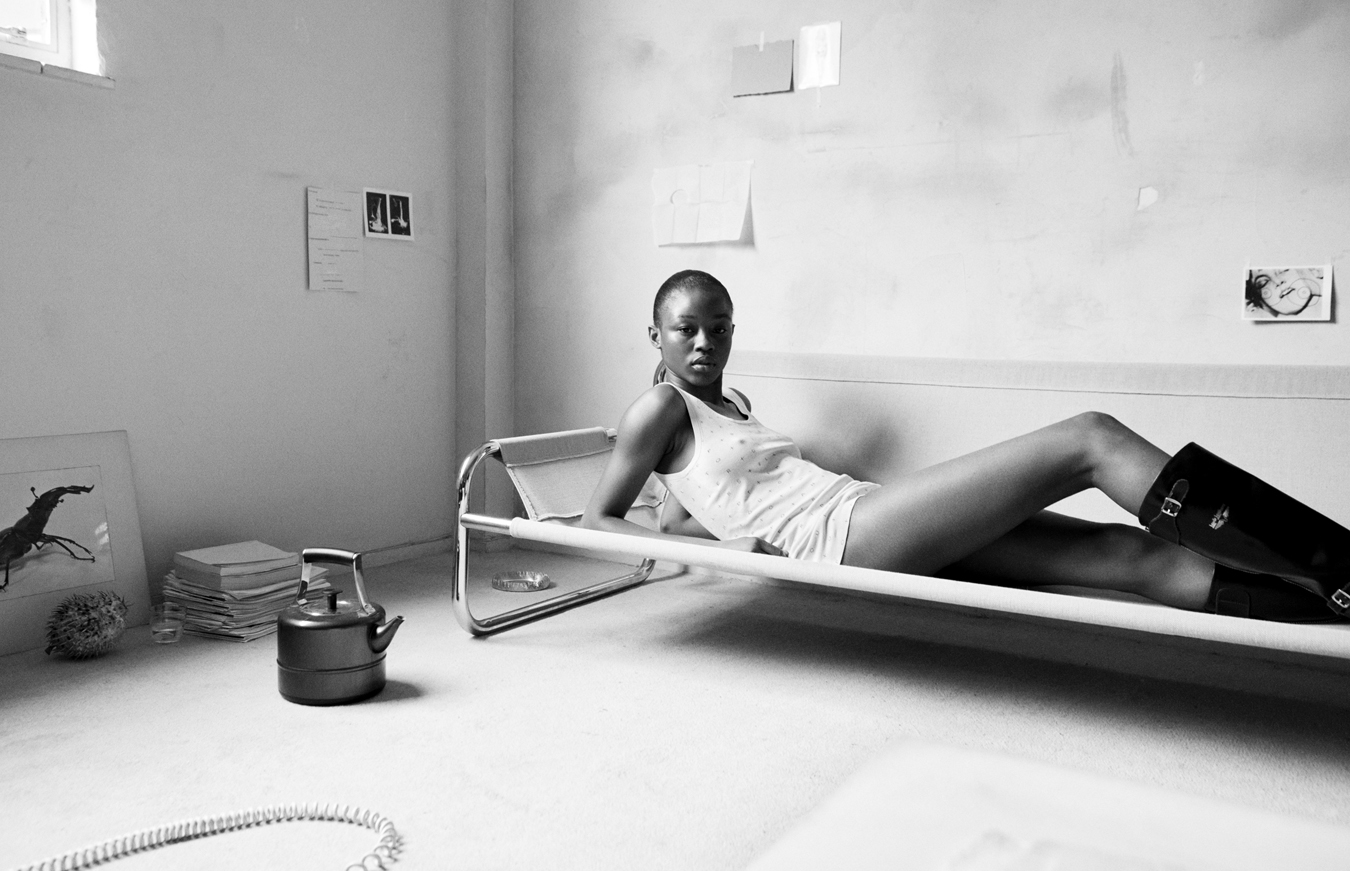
[1109,52,1134,157]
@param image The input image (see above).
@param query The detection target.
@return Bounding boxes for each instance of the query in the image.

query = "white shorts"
[776,478,881,564]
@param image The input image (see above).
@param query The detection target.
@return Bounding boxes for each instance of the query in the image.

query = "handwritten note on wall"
[651,161,753,246]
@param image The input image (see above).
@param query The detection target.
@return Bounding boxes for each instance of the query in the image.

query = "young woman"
[581,270,1350,623]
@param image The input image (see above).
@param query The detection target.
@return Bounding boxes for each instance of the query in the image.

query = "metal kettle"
[276,548,404,706]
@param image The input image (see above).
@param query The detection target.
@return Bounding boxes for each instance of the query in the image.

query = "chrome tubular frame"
[450,440,656,636]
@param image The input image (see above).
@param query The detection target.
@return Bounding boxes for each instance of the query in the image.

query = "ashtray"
[491,570,553,592]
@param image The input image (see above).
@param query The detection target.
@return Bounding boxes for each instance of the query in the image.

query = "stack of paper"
[162,541,330,642]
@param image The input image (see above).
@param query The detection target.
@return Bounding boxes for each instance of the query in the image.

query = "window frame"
[1,0,69,64]
[0,0,103,79]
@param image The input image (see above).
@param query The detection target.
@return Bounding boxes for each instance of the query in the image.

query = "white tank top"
[654,383,878,563]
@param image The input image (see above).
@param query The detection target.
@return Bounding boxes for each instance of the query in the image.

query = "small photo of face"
[1243,265,1332,321]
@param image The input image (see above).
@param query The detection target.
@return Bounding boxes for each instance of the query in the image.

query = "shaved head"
[653,270,733,325]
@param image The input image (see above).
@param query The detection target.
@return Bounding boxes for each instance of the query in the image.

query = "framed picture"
[1243,264,1333,321]
[363,187,414,240]
[0,431,149,656]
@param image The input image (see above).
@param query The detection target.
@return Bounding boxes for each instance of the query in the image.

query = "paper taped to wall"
[731,39,794,97]
[797,22,841,89]
[307,187,363,293]
[651,161,752,246]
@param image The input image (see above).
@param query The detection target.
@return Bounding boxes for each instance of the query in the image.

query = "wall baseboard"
[729,350,1350,400]
[360,535,456,568]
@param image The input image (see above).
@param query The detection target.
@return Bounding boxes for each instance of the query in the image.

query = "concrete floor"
[3,547,1350,870]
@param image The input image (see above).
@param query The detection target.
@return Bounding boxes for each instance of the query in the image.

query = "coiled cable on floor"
[11,802,402,871]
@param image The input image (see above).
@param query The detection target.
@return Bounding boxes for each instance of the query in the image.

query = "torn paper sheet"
[651,161,752,246]
[797,22,841,89]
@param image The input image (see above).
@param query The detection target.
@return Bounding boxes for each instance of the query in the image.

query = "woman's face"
[649,288,735,391]
[1254,268,1321,316]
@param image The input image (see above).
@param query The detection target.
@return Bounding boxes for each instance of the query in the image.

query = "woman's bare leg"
[937,511,1214,609]
[841,412,1176,577]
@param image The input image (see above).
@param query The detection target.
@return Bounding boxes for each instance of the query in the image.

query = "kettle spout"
[368,615,404,654]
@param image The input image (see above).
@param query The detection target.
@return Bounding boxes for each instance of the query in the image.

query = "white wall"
[0,2,463,586]
[513,0,1350,435]
[454,2,518,517]
[6,1,1348,590]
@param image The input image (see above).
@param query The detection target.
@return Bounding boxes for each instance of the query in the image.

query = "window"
[0,0,101,76]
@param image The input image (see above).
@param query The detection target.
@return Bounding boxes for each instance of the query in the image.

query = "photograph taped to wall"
[0,466,112,598]
[1243,264,1332,321]
[364,188,414,240]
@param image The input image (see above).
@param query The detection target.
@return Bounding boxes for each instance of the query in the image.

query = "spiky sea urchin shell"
[45,591,129,659]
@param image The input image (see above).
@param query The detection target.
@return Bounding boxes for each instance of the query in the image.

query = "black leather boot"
[1139,443,1350,619]
[1206,565,1340,623]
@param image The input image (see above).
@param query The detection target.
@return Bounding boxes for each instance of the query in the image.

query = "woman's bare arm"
[580,386,709,544]
[659,494,715,539]
[581,385,782,556]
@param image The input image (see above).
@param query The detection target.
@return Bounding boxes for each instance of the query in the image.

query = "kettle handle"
[299,548,372,612]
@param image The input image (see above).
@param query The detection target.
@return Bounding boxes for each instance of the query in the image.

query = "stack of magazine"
[162,541,330,642]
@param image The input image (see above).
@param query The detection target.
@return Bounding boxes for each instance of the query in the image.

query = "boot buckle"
[1144,480,1190,545]
[1159,480,1189,518]
[1332,589,1350,614]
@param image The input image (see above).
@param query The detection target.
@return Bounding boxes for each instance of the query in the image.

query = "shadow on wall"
[1256,0,1338,40]
[792,393,908,485]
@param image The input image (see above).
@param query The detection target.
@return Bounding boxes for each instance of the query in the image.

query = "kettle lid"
[281,588,383,629]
